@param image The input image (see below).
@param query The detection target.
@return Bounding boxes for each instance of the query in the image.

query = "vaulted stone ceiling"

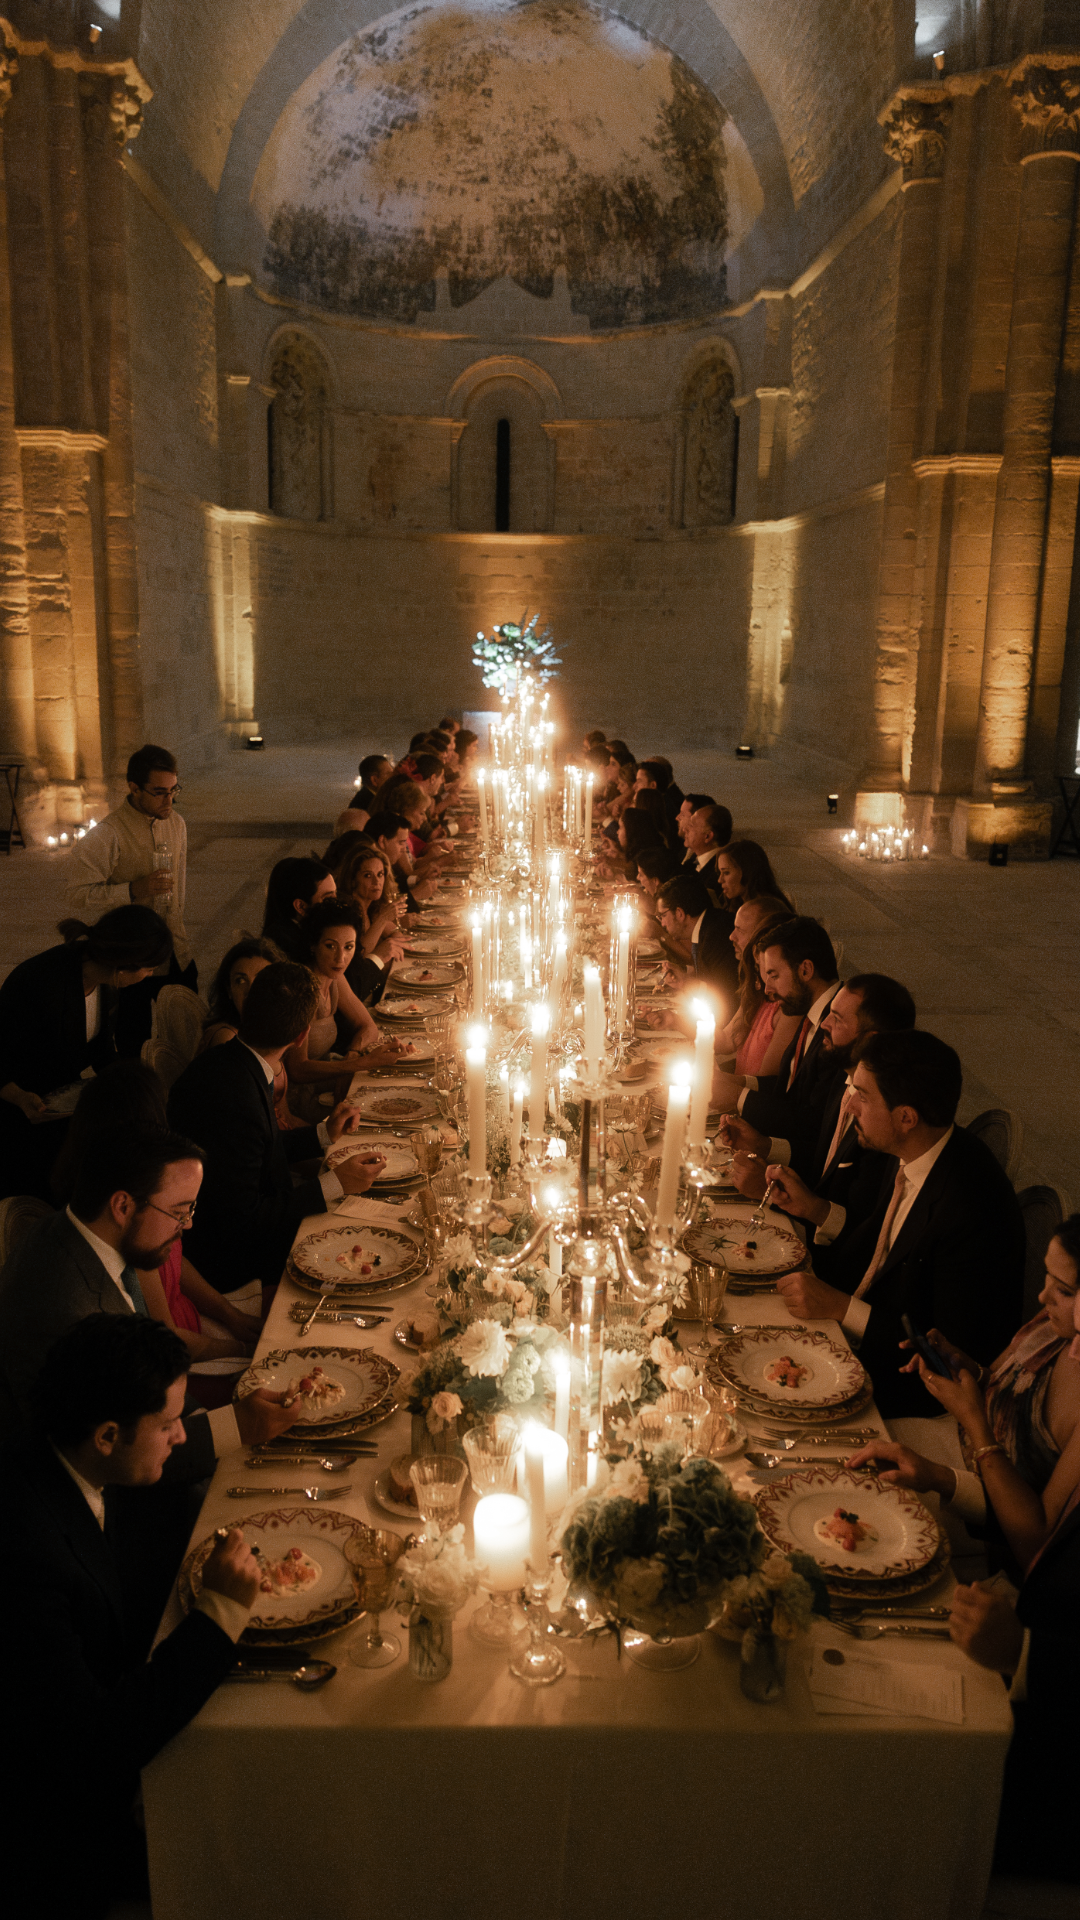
[130,0,908,301]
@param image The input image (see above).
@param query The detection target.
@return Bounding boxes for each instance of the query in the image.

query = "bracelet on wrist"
[971,1443,1006,1471]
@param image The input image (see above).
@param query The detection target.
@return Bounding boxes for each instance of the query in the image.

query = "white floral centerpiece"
[438,1229,557,1331]
[395,1524,479,1621]
[406,1317,566,1444]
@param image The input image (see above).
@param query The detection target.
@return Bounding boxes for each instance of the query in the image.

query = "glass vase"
[739,1630,788,1703]
[408,1607,454,1683]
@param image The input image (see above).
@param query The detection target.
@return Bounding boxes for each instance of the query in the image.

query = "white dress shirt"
[841,1127,954,1340]
[64,1207,240,1453]
[238,1040,343,1205]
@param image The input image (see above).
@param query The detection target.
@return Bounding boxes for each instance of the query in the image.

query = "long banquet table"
[144,1193,1012,1920]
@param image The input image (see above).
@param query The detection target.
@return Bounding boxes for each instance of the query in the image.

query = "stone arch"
[449,358,561,533]
[264,328,333,520]
[675,344,740,529]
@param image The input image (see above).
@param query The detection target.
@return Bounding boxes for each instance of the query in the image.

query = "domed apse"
[251,0,741,328]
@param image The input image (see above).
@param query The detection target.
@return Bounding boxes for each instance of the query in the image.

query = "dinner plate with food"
[180,1506,365,1639]
[290,1223,420,1286]
[324,1135,420,1184]
[755,1467,943,1584]
[681,1212,806,1277]
[236,1346,396,1425]
[394,963,465,990]
[348,1082,442,1122]
[710,1327,866,1409]
[380,994,457,1022]
[402,937,466,958]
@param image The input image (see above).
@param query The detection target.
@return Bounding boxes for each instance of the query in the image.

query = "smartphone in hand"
[901,1313,957,1380]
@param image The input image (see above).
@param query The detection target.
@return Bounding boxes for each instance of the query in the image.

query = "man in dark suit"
[682,801,733,904]
[771,1030,1024,1416]
[169,959,385,1293]
[634,757,684,837]
[4,1314,260,1917]
[655,870,738,1002]
[716,915,842,1169]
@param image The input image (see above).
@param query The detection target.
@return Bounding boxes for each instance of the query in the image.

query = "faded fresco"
[252,0,729,328]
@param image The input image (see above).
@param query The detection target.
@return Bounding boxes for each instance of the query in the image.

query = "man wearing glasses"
[69,743,195,1046]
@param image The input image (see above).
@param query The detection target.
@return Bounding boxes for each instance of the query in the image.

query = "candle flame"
[669,1058,694,1088]
[530,1003,551,1038]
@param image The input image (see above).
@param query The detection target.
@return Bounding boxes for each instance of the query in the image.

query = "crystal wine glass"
[409,1456,468,1537]
[687,1261,729,1358]
[345,1528,409,1669]
[410,1124,444,1190]
[462,1415,522,1496]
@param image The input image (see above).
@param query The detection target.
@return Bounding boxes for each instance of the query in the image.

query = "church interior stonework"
[0,0,1078,857]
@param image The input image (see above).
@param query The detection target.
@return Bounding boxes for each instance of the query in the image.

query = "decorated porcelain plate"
[403,937,466,957]
[638,938,663,958]
[380,994,457,1021]
[409,913,460,930]
[290,1223,420,1284]
[236,1345,395,1425]
[710,1327,866,1409]
[181,1506,364,1636]
[366,1034,436,1067]
[755,1467,942,1583]
[324,1135,419,1183]
[681,1213,806,1277]
[393,963,465,989]
[348,1081,441,1123]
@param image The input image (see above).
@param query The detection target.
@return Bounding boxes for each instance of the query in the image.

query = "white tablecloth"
[144,1205,1011,1920]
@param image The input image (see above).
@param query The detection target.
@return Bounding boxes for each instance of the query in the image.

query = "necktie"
[121,1262,149,1316]
[692,942,701,976]
[786,1017,811,1090]
[822,1082,855,1173]
[854,1164,907,1299]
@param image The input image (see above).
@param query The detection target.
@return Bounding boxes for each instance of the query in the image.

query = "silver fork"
[745,1179,777,1231]
[829,1619,951,1639]
[225,1484,351,1500]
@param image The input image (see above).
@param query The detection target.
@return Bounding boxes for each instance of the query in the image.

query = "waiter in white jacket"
[68,744,196,1049]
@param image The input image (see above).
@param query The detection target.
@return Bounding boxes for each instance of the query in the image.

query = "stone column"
[860,90,952,811]
[0,41,34,761]
[970,59,1080,807]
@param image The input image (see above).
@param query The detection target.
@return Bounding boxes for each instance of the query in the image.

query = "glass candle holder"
[471,1492,530,1645]
[463,1415,522,1496]
[509,1562,566,1688]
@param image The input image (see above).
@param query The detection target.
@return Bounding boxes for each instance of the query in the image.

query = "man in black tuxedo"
[682,801,733,904]
[4,1314,260,1917]
[716,915,842,1169]
[169,960,385,1293]
[655,870,738,1002]
[634,757,684,837]
[771,1030,1023,1417]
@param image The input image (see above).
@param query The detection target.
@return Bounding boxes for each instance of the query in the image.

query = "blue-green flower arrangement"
[472,614,563,693]
[560,1447,828,1639]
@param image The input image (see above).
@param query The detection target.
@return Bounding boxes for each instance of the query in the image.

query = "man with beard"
[0,1124,293,1640]
[714,915,841,1166]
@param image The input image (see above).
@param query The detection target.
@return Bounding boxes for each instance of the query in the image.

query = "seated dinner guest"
[338,841,406,1004]
[713,838,793,912]
[333,752,394,834]
[198,937,302,1129]
[767,1029,1024,1416]
[682,802,733,903]
[656,870,738,1001]
[0,904,172,1201]
[4,1315,261,1919]
[715,915,842,1164]
[261,855,336,959]
[286,901,405,1118]
[168,961,387,1292]
[715,897,800,1077]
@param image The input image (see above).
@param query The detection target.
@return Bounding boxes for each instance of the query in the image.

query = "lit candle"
[655,1060,692,1229]
[586,1438,599,1488]
[510,1079,525,1165]
[553,1351,570,1442]
[498,1062,511,1125]
[689,997,715,1142]
[524,1422,569,1525]
[477,769,490,846]
[523,1428,549,1568]
[584,772,594,846]
[552,930,568,1005]
[473,1493,530,1590]
[470,914,484,1017]
[583,964,604,1081]
[466,1033,487,1176]
[614,903,632,1026]
[529,1003,550,1139]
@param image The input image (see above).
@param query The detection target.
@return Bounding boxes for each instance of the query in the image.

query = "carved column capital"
[78,72,143,148]
[1008,55,1080,159]
[0,40,18,116]
[879,90,953,184]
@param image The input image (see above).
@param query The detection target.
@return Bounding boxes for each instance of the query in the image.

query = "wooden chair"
[1015,1184,1073,1323]
[0,1194,53,1268]
[141,984,208,1092]
[966,1108,1025,1185]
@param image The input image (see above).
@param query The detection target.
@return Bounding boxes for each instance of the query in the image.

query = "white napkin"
[808,1644,964,1724]
[333,1196,417,1226]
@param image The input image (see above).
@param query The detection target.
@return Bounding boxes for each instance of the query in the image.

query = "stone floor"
[3,740,1079,1201]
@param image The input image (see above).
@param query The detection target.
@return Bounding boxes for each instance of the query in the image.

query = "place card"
[334,1196,419,1229]
[808,1645,964,1725]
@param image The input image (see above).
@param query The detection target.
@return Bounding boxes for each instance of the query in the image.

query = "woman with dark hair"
[628,789,670,845]
[322,829,370,880]
[455,729,478,768]
[261,856,335,958]
[50,1060,261,1361]
[0,905,172,1200]
[286,900,404,1118]
[714,839,793,910]
[338,842,405,1004]
[716,898,801,1076]
[197,937,303,1130]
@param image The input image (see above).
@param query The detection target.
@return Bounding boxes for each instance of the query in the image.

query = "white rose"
[443,1233,476,1269]
[669,1365,699,1393]
[602,1349,643,1407]
[457,1318,513,1377]
[426,1390,463,1434]
[644,1305,668,1332]
[649,1336,680,1380]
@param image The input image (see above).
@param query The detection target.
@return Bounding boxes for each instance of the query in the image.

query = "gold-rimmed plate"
[290,1223,420,1286]
[236,1345,396,1427]
[682,1213,806,1278]
[710,1327,866,1410]
[755,1466,943,1585]
[180,1506,366,1639]
[381,994,457,1021]
[394,963,466,990]
[324,1134,420,1185]
[348,1083,442,1122]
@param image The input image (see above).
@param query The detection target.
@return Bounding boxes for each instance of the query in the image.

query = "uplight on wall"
[246,734,265,751]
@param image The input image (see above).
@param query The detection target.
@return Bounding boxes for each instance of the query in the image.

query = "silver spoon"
[225,1485,351,1500]
[757,1428,879,1446]
[243,1453,355,1473]
[226,1661,336,1688]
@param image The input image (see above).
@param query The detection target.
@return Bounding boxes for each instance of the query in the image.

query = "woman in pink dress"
[716,896,802,1076]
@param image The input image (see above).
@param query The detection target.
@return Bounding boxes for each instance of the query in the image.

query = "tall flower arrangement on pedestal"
[473,614,563,694]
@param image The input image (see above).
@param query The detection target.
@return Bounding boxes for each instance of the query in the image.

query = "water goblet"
[462,1415,522,1496]
[345,1527,409,1669]
[409,1456,468,1537]
[656,1389,711,1459]
[687,1261,729,1358]
[410,1124,444,1190]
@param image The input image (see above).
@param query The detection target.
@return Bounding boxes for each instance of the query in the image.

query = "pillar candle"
[614,904,632,1026]
[510,1080,525,1165]
[654,1063,692,1229]
[689,999,715,1142]
[553,1352,570,1441]
[523,1429,549,1568]
[498,1063,511,1126]
[552,930,568,1005]
[466,1040,487,1175]
[583,964,604,1080]
[477,769,490,846]
[473,1493,530,1590]
[584,772,594,846]
[528,1003,550,1137]
[470,916,484,1017]
[525,1423,569,1523]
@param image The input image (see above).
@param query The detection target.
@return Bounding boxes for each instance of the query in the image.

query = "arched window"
[681,358,738,528]
[267,334,330,521]
[455,378,552,533]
